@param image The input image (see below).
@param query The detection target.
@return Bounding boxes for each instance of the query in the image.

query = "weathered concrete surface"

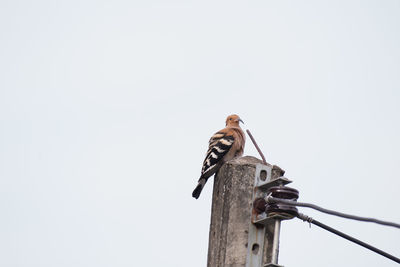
[207,156,266,267]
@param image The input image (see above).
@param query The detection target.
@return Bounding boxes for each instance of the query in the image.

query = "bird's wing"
[201,131,235,177]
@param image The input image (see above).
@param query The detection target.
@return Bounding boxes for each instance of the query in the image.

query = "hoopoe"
[192,114,245,199]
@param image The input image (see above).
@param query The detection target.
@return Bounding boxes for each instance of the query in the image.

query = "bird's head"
[226,114,244,127]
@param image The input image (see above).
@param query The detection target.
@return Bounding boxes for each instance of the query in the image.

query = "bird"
[192,114,246,199]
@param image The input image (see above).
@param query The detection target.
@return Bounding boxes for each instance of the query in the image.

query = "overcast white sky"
[1,1,400,267]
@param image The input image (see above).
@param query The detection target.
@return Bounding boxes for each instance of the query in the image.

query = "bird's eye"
[229,118,232,120]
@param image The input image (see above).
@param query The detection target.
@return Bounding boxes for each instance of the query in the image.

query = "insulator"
[266,203,299,217]
[253,197,267,214]
[267,186,299,200]
[266,186,299,217]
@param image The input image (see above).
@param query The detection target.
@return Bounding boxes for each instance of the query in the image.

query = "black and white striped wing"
[200,132,235,177]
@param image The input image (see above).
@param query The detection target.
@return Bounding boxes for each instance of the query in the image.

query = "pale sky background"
[1,1,400,267]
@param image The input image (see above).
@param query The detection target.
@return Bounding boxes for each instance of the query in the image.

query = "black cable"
[297,213,400,264]
[267,196,400,229]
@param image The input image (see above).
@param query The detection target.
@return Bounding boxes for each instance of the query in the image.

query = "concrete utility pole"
[207,156,290,267]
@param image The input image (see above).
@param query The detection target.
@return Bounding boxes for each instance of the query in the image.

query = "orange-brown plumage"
[192,114,246,199]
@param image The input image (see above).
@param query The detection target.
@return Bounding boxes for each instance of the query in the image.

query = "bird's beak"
[238,118,244,124]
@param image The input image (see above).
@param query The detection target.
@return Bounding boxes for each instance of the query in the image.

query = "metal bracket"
[254,214,294,226]
[257,177,292,190]
[245,164,292,267]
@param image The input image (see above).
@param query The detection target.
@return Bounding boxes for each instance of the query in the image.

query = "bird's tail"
[192,178,207,199]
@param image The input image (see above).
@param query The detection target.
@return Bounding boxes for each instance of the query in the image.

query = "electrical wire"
[266,196,400,229]
[246,130,400,262]
[297,213,400,264]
